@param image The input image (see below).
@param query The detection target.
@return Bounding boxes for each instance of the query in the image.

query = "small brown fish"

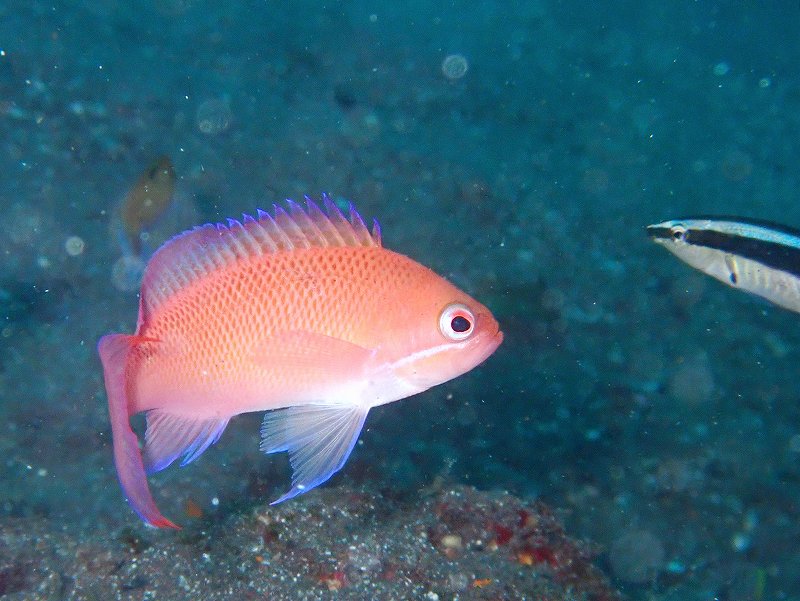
[121,156,176,254]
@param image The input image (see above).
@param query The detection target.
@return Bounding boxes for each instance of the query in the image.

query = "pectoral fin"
[252,330,374,381]
[260,403,369,504]
[724,253,739,285]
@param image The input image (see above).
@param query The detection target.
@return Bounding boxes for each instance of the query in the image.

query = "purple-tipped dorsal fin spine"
[322,194,358,245]
[273,203,311,249]
[306,197,346,246]
[372,218,382,246]
[261,205,294,250]
[288,199,327,247]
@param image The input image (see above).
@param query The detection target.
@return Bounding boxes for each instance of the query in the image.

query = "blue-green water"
[1,2,800,599]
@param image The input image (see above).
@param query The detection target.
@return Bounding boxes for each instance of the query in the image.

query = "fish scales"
[134,246,440,414]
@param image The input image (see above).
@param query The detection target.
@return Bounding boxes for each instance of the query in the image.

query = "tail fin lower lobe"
[98,334,179,529]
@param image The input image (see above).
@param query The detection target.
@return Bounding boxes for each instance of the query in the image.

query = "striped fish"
[647,217,800,313]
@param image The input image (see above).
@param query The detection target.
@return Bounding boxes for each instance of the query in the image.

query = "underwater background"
[1,1,799,599]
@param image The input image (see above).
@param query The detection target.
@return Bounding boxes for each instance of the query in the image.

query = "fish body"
[99,197,502,528]
[647,217,800,313]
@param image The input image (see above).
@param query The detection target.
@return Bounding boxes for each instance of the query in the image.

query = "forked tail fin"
[98,334,179,529]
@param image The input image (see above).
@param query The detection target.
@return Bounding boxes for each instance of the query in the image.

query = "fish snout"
[473,325,503,366]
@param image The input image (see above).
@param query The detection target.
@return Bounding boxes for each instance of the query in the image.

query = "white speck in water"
[713,61,730,76]
[442,54,469,80]
[196,98,232,135]
[178,574,191,591]
[111,255,146,292]
[731,532,750,552]
[65,235,85,256]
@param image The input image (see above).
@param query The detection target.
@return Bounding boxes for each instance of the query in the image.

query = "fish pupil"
[451,315,471,333]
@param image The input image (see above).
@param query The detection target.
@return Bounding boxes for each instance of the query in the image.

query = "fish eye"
[439,303,475,341]
[671,226,687,242]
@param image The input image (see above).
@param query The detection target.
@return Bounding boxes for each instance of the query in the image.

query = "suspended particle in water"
[713,61,730,76]
[720,149,753,182]
[442,54,469,80]
[668,353,715,405]
[111,255,146,292]
[64,235,85,256]
[154,0,193,16]
[609,529,665,584]
[196,98,232,135]
[7,202,42,244]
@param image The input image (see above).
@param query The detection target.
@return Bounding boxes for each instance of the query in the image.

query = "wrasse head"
[647,216,800,247]
[646,218,703,246]
[647,216,800,257]
[647,218,745,281]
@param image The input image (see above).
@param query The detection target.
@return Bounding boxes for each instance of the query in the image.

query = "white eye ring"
[671,225,687,242]
[439,303,475,341]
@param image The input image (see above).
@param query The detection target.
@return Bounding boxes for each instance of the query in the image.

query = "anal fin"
[143,410,230,474]
[260,403,369,504]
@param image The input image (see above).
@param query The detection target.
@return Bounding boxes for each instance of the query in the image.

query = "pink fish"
[98,196,502,528]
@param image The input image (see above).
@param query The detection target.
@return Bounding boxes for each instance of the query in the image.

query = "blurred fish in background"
[108,156,197,292]
[119,156,176,256]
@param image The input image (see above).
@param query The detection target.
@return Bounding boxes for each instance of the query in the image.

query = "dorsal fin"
[139,195,382,320]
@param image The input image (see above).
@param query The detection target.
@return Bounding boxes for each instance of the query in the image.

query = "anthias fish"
[99,196,503,528]
[647,217,800,313]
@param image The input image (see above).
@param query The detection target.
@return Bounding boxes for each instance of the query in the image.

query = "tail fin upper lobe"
[98,334,178,529]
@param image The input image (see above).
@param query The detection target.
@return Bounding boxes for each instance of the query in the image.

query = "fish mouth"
[494,329,504,346]
[469,326,503,366]
[487,328,504,351]
[390,325,504,391]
